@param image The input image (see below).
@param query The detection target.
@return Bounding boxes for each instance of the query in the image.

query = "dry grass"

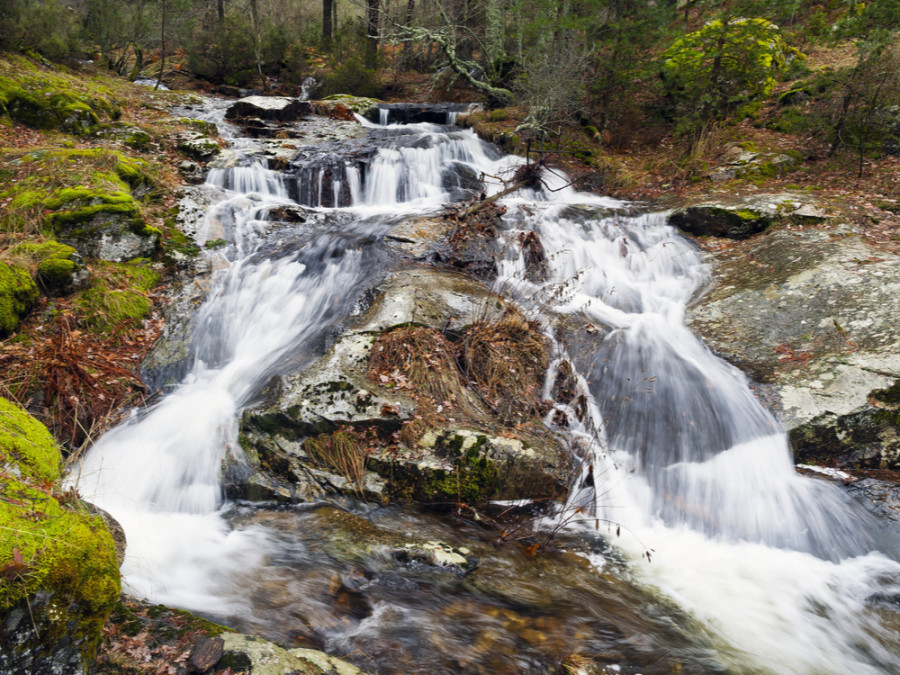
[459,309,548,423]
[0,314,146,450]
[303,428,366,496]
[368,325,469,408]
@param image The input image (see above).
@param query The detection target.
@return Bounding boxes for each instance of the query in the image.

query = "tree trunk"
[155,0,166,91]
[249,0,263,78]
[365,0,378,69]
[322,0,333,45]
[217,0,224,22]
[403,0,414,64]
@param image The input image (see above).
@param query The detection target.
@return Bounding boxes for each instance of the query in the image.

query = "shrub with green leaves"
[662,17,802,123]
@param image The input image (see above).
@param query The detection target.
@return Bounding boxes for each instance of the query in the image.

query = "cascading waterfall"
[74,104,900,674]
[496,198,900,673]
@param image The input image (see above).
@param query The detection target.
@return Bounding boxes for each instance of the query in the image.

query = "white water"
[74,107,900,672]
[497,201,900,673]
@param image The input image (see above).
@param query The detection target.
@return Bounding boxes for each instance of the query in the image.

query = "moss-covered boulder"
[96,122,152,151]
[668,192,829,240]
[12,240,84,294]
[0,397,120,674]
[0,57,119,136]
[44,188,159,262]
[0,261,39,335]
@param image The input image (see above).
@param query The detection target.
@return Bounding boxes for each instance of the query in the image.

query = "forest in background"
[2,0,900,167]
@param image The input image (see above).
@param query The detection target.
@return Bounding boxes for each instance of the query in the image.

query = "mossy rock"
[1,84,100,135]
[13,240,81,293]
[176,132,220,161]
[44,189,158,262]
[96,122,153,151]
[668,203,773,239]
[0,397,121,675]
[0,261,39,335]
[75,260,159,332]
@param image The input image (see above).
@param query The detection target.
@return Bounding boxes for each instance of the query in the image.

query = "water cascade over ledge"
[73,99,900,674]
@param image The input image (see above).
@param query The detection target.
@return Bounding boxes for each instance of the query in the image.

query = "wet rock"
[385,217,454,259]
[790,382,900,470]
[268,204,307,223]
[189,636,224,673]
[178,160,205,183]
[177,131,220,162]
[225,96,312,122]
[218,632,368,675]
[238,266,569,505]
[687,228,900,468]
[669,192,827,239]
[370,102,482,125]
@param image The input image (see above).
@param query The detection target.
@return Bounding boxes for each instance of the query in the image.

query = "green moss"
[73,260,158,332]
[872,381,900,405]
[421,432,498,505]
[0,55,119,137]
[0,397,120,664]
[734,209,763,220]
[0,261,39,335]
[0,396,60,481]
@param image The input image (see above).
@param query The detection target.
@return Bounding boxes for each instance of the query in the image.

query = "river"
[73,98,900,674]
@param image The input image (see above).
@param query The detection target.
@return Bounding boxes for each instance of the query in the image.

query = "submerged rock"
[218,632,368,675]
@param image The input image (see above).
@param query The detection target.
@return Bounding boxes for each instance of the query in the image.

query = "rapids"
[72,99,900,674]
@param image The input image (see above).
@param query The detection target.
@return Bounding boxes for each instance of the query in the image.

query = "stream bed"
[72,98,900,674]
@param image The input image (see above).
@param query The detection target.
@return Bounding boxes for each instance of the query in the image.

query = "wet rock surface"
[221,504,722,675]
[687,226,900,469]
[237,264,569,506]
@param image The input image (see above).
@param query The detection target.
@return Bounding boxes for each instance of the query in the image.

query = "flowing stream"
[73,101,900,673]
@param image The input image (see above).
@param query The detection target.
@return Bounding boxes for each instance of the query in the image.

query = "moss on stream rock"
[0,261,39,335]
[0,397,120,674]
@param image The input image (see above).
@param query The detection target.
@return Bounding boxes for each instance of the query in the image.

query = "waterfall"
[73,102,900,673]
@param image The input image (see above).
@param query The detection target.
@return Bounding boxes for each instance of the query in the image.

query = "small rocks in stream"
[218,633,368,675]
[188,636,224,673]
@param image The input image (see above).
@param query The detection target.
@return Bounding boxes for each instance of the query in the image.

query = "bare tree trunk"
[155,0,166,91]
[403,0,415,64]
[217,0,224,22]
[365,0,379,69]
[249,0,263,79]
[322,0,333,45]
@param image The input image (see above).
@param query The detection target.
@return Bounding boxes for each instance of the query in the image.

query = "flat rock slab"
[688,227,900,468]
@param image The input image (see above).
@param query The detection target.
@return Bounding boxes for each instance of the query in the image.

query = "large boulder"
[687,227,900,469]
[669,192,828,239]
[236,266,570,505]
[0,397,120,674]
[45,188,159,262]
[225,96,312,122]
